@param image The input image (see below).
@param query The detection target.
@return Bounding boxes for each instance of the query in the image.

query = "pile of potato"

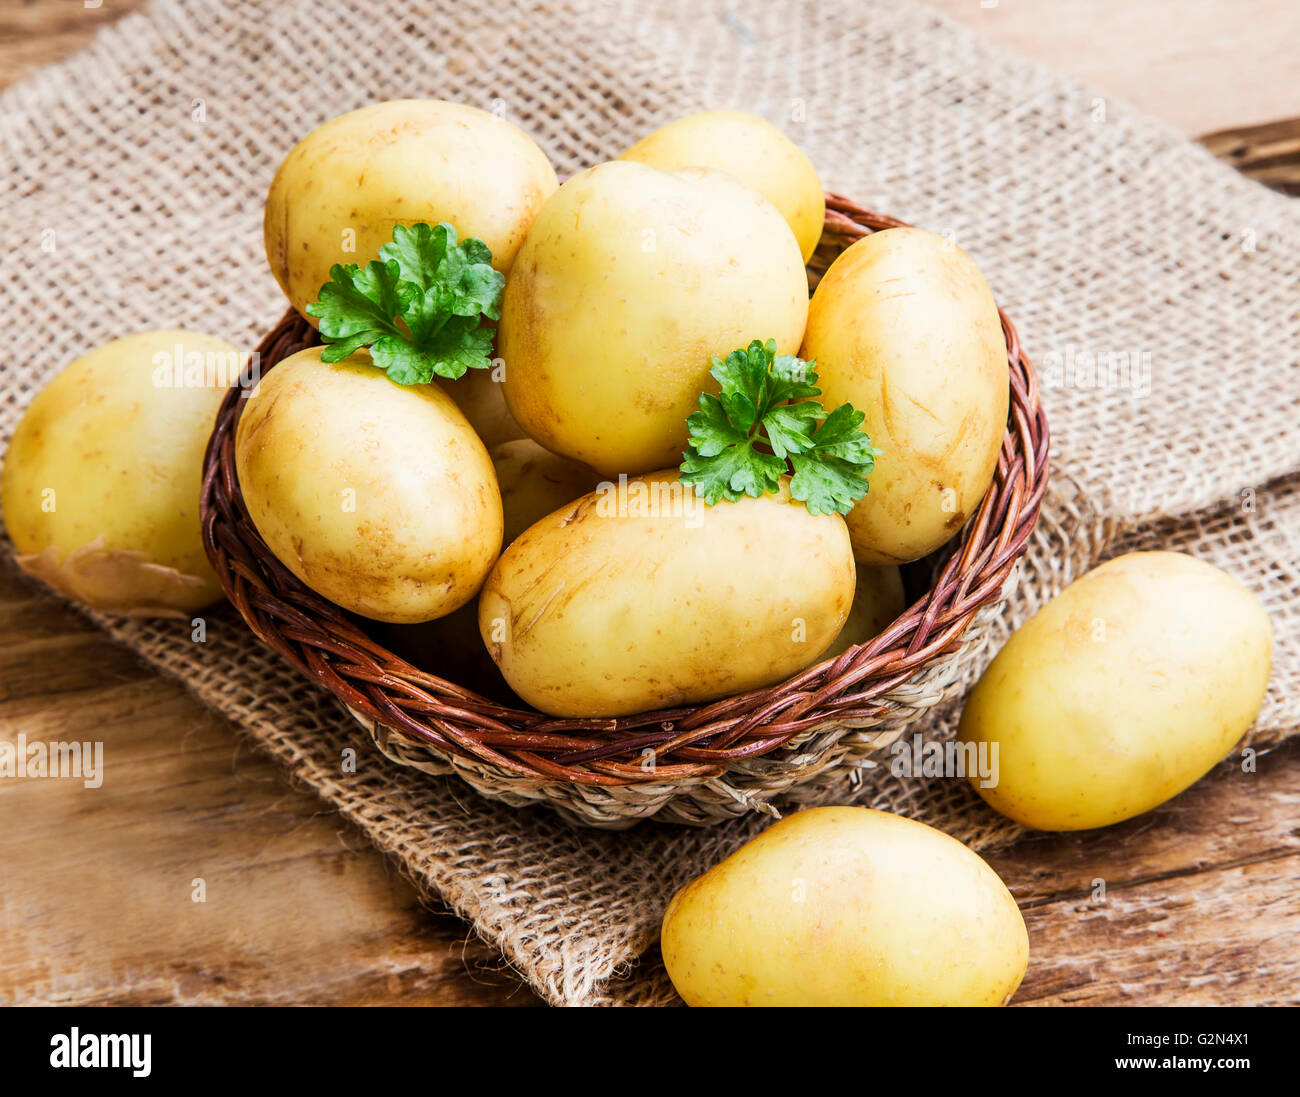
[246,101,1011,719]
[0,100,1272,1008]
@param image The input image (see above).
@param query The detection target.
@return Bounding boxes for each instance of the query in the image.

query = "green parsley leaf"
[681,438,786,504]
[305,222,505,384]
[678,339,880,516]
[763,401,819,460]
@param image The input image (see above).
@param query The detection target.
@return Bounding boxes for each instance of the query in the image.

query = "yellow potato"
[499,161,809,477]
[814,564,905,663]
[373,440,596,699]
[264,99,557,323]
[489,439,598,547]
[235,347,502,623]
[619,110,825,262]
[662,806,1028,1006]
[478,472,854,717]
[1,330,242,616]
[958,551,1273,830]
[443,366,526,450]
[801,227,1009,565]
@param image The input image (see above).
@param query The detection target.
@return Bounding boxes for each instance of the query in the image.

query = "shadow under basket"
[199,193,1050,829]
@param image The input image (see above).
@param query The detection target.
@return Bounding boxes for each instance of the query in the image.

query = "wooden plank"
[929,0,1300,135]
[1018,857,1300,1005]
[0,566,540,1006]
[0,0,146,88]
[1202,119,1300,196]
[984,738,1300,1005]
[5,0,1300,137]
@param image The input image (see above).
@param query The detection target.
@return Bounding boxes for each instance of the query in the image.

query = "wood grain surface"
[1,0,1297,1007]
[930,0,1300,134]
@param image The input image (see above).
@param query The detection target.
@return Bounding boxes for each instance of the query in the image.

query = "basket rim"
[199,191,1050,788]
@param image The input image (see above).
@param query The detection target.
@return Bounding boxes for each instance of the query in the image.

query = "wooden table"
[1,0,1297,1007]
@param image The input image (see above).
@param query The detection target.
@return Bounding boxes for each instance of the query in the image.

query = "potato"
[662,806,1028,1006]
[1,330,241,616]
[443,366,525,450]
[490,439,598,547]
[814,564,905,663]
[619,110,825,262]
[958,551,1273,830]
[235,347,502,623]
[264,99,557,324]
[372,440,595,699]
[800,227,1009,565]
[499,161,809,477]
[478,472,854,717]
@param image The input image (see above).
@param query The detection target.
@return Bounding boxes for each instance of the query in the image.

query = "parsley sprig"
[305,222,504,385]
[678,339,880,516]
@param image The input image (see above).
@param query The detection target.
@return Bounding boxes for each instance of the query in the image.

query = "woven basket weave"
[199,192,1049,828]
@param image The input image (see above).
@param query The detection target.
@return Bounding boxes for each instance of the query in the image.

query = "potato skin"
[1,330,236,615]
[373,440,597,702]
[498,161,809,477]
[443,367,526,450]
[489,439,598,548]
[800,227,1009,565]
[235,347,502,623]
[662,806,1028,1006]
[958,551,1273,830]
[264,99,557,324]
[814,564,905,664]
[478,472,854,717]
[619,110,825,263]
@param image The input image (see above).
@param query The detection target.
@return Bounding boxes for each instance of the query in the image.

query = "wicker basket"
[199,192,1049,829]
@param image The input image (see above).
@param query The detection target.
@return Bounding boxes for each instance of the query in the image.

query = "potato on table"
[958,551,1272,830]
[662,806,1029,1006]
[2,329,242,616]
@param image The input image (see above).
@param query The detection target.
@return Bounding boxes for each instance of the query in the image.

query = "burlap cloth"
[2,0,1297,1006]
